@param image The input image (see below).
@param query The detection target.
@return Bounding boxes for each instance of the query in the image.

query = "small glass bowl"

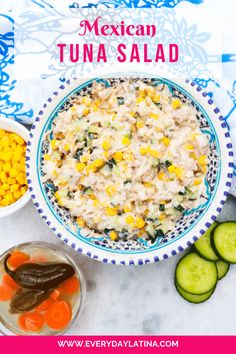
[0,241,86,335]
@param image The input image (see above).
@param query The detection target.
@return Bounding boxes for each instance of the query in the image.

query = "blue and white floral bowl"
[26,73,234,265]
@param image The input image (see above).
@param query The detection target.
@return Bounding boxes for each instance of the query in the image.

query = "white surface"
[0,196,236,335]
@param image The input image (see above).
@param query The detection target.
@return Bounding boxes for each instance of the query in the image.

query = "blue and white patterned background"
[0,0,236,193]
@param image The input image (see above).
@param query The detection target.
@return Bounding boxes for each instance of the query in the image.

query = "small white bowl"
[0,118,30,217]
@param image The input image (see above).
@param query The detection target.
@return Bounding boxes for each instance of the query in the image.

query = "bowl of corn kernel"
[0,118,30,217]
[27,74,233,265]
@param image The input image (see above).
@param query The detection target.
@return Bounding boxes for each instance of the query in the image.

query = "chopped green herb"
[73,148,84,160]
[82,187,93,195]
[165,160,172,167]
[106,158,117,169]
[117,97,125,105]
[178,189,186,196]
[88,133,94,140]
[159,204,165,212]
[175,204,185,212]
[155,229,165,237]
[124,179,132,185]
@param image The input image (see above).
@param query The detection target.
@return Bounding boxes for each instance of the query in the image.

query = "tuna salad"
[43,79,209,242]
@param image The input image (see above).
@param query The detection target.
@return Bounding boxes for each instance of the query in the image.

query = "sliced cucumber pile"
[175,253,217,295]
[175,221,236,304]
[211,222,236,263]
[193,222,219,261]
[216,260,230,280]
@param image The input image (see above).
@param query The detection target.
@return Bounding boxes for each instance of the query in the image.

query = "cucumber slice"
[211,222,236,263]
[193,222,219,261]
[216,260,230,280]
[175,253,218,295]
[175,281,215,304]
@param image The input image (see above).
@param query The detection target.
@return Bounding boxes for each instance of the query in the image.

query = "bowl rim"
[26,73,234,266]
[0,118,30,217]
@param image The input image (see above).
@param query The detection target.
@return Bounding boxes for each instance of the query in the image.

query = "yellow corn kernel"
[102,141,111,150]
[10,184,20,192]
[159,213,167,221]
[136,96,145,104]
[106,207,117,216]
[57,198,64,207]
[76,217,86,228]
[190,152,197,160]
[81,96,91,106]
[122,136,131,146]
[125,215,134,224]
[175,167,184,179]
[150,149,159,158]
[150,113,159,120]
[93,199,99,207]
[16,173,26,185]
[136,217,145,229]
[9,169,17,178]
[157,171,166,181]
[13,190,22,200]
[13,151,22,162]
[184,144,194,151]
[44,154,51,161]
[130,111,136,117]
[140,147,148,155]
[103,151,109,158]
[152,94,161,103]
[172,98,181,109]
[50,139,57,150]
[105,185,116,197]
[83,108,90,116]
[3,163,11,173]
[2,151,13,162]
[80,155,89,163]
[13,162,21,171]
[76,162,85,172]
[70,106,76,112]
[54,191,60,200]
[168,165,175,173]
[136,121,144,129]
[2,183,9,191]
[92,159,104,168]
[137,229,146,237]
[123,204,132,213]
[162,137,170,147]
[0,171,7,183]
[5,193,14,204]
[113,151,123,162]
[147,87,155,98]
[14,134,25,145]
[20,186,27,196]
[1,135,10,147]
[198,155,207,166]
[110,230,118,241]
[0,186,5,195]
[63,144,70,152]
[7,177,16,185]
[194,179,202,186]
[143,182,152,188]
